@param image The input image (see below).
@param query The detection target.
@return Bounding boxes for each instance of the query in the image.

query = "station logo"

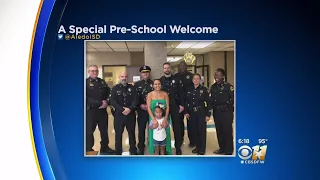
[237,139,268,164]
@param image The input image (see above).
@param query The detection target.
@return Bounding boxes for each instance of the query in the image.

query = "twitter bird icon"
[57,34,63,40]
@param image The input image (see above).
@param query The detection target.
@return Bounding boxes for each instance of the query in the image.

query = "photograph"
[84,41,235,156]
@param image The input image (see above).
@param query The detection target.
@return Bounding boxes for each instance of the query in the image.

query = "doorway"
[102,65,142,87]
[102,65,126,88]
[195,65,209,88]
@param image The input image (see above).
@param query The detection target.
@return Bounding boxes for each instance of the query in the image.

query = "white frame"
[84,40,236,158]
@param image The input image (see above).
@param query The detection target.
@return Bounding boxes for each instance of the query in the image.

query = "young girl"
[149,106,168,155]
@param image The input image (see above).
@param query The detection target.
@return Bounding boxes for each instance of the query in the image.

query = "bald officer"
[134,66,153,155]
[110,72,138,155]
[174,61,194,147]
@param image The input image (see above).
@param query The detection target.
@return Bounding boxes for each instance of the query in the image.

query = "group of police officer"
[86,61,234,155]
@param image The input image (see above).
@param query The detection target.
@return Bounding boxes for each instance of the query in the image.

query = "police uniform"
[185,85,210,155]
[134,66,153,154]
[209,81,234,155]
[159,74,185,154]
[174,71,194,146]
[110,83,138,155]
[86,77,114,154]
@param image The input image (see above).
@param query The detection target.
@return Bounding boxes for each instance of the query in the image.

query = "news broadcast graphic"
[2,0,316,179]
[84,40,235,156]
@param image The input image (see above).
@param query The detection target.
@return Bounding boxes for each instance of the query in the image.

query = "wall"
[130,52,144,66]
[226,51,235,86]
[103,66,126,86]
[204,52,225,85]
[86,51,235,86]
[203,51,235,86]
[86,52,145,78]
[86,52,130,78]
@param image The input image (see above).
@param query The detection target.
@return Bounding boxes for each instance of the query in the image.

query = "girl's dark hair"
[154,106,165,117]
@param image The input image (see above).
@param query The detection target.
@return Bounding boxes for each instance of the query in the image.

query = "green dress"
[148,99,172,155]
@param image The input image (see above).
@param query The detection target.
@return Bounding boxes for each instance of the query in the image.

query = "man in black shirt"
[86,65,115,155]
[134,66,153,155]
[110,72,138,155]
[160,62,185,155]
[174,61,194,147]
[209,68,234,155]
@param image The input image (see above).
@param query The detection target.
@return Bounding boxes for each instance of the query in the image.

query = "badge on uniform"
[172,80,175,83]
[230,86,234,91]
[128,88,131,92]
[90,83,94,87]
[200,90,203,94]
[186,75,190,79]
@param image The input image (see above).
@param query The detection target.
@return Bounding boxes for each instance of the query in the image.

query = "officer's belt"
[189,106,205,112]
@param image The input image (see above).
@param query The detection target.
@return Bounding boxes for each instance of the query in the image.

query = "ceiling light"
[176,41,215,49]
[191,41,215,48]
[167,56,182,62]
[176,42,197,49]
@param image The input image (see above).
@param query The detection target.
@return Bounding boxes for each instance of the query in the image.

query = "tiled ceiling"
[86,41,234,55]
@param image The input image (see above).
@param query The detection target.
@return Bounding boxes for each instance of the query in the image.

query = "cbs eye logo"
[238,145,267,161]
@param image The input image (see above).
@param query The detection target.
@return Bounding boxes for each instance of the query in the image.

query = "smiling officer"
[160,62,185,155]
[134,66,153,155]
[184,73,210,155]
[110,72,138,155]
[86,65,115,155]
[174,61,194,147]
[209,68,234,155]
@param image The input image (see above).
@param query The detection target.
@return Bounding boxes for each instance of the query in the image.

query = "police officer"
[86,65,115,155]
[110,72,138,155]
[209,68,234,155]
[160,62,184,155]
[185,74,210,155]
[134,66,153,155]
[174,61,194,147]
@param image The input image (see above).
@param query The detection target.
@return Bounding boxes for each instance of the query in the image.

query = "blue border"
[30,0,56,179]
